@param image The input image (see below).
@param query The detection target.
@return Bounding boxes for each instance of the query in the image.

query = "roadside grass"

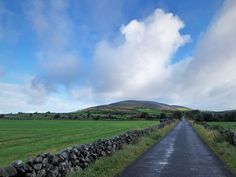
[68,122,176,177]
[0,120,157,167]
[192,123,236,175]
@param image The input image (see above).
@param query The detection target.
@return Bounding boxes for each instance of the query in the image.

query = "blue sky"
[0,0,222,80]
[1,0,236,113]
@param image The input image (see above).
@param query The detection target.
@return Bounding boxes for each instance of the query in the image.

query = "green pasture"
[0,120,157,167]
[208,122,236,130]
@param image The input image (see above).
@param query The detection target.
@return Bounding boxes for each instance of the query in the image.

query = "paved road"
[119,120,234,177]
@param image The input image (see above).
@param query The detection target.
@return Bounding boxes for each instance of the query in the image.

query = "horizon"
[1,0,236,113]
[2,99,234,114]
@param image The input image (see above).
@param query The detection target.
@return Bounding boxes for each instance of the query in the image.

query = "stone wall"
[0,120,173,177]
[195,121,236,146]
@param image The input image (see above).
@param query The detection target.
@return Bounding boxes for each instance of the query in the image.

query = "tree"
[140,112,149,119]
[87,112,91,119]
[173,111,182,120]
[0,114,4,119]
[93,115,100,120]
[68,114,73,119]
[202,112,213,121]
[54,113,60,119]
[160,113,166,120]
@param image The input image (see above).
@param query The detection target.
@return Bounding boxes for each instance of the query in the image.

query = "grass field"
[207,122,236,130]
[0,120,157,167]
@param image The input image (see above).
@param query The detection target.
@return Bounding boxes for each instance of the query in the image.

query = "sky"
[1,0,236,113]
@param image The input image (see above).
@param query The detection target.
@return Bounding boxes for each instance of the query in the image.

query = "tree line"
[187,110,236,122]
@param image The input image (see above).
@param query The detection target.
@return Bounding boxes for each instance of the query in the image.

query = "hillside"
[75,100,190,120]
[84,100,189,111]
[1,100,190,120]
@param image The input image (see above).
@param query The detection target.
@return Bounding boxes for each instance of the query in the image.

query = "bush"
[160,113,166,119]
[140,112,149,119]
[54,113,60,119]
[173,111,182,120]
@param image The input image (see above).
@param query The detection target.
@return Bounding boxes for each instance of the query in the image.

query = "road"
[119,120,234,177]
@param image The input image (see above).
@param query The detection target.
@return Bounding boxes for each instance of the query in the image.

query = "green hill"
[76,100,190,120]
[2,100,190,120]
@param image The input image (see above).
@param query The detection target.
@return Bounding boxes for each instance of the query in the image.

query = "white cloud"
[87,0,236,111]
[0,82,87,114]
[176,0,236,110]
[92,9,190,100]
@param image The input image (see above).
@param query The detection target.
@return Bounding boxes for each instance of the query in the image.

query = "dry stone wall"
[0,120,173,177]
[196,121,236,146]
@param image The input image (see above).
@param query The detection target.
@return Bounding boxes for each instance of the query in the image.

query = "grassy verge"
[192,123,236,175]
[69,122,177,177]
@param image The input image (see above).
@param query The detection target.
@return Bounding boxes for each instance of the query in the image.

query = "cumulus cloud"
[87,0,236,111]
[92,9,190,100]
[0,82,87,114]
[176,0,236,110]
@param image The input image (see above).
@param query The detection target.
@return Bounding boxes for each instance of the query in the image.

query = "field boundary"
[193,121,236,146]
[0,120,174,177]
[191,121,236,175]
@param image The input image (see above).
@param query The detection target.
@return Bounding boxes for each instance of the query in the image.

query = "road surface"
[119,120,234,177]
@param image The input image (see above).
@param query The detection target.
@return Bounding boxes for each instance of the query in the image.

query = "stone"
[3,166,17,177]
[101,151,106,156]
[60,152,68,160]
[45,163,54,171]
[69,153,77,160]
[12,160,24,168]
[34,156,43,163]
[25,171,36,177]
[26,158,34,166]
[47,167,59,177]
[33,163,42,171]
[233,132,236,146]
[37,169,46,177]
[23,164,33,172]
[42,158,48,166]
[52,156,60,165]
[0,168,9,177]
[41,153,50,158]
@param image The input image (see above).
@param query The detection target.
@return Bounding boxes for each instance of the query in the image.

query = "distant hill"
[2,100,190,120]
[77,100,190,120]
[88,100,189,111]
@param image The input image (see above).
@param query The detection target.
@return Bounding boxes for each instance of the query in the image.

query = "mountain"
[78,100,190,116]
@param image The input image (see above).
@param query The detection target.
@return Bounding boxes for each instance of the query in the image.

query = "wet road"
[119,120,234,177]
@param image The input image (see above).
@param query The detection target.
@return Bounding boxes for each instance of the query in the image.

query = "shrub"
[54,113,60,119]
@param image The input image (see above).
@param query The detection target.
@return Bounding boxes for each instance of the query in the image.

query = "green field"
[0,120,157,167]
[208,122,236,130]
